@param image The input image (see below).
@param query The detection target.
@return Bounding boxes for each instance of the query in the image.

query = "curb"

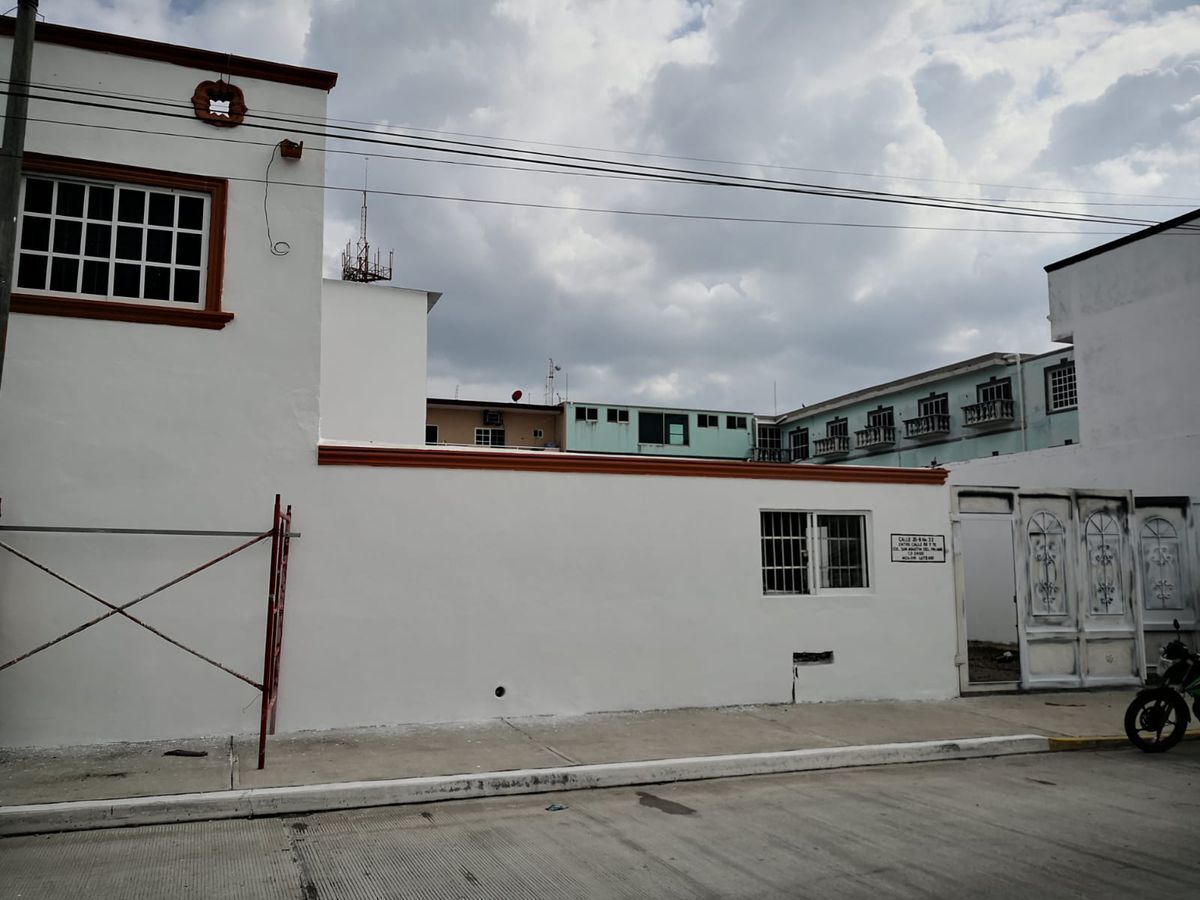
[1048,731,1200,752]
[0,734,1047,836]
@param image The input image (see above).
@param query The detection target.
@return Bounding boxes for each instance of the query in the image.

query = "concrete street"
[2,745,1197,899]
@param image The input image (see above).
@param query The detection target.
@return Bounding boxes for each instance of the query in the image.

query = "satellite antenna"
[341,158,394,283]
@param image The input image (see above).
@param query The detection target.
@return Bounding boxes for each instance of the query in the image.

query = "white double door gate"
[953,487,1159,691]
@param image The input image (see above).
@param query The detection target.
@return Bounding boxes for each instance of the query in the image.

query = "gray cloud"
[44,0,1200,413]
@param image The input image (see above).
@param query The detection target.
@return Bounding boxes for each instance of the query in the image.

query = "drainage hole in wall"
[495,686,506,698]
[793,651,834,666]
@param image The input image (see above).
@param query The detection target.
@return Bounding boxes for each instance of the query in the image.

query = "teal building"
[759,350,1079,467]
[564,401,755,459]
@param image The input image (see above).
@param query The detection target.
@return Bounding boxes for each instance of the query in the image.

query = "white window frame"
[474,427,505,446]
[1045,361,1077,412]
[16,172,212,308]
[532,428,544,439]
[760,509,872,596]
[697,413,718,428]
[576,406,599,422]
[606,408,630,424]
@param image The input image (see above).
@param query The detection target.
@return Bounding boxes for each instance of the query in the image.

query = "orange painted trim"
[0,18,339,91]
[318,444,949,485]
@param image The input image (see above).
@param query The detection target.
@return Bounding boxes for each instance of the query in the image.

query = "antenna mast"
[341,159,393,283]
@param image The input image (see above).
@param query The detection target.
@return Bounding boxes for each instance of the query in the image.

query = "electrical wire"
[263,143,291,256]
[0,85,1167,229]
[17,114,1144,235]
[7,76,1197,207]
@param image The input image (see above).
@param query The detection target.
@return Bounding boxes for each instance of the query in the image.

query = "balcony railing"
[855,425,896,449]
[813,434,850,457]
[962,398,1015,427]
[903,414,951,439]
[749,445,790,463]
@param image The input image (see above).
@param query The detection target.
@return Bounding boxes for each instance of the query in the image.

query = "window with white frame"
[532,428,544,439]
[697,413,719,428]
[1045,361,1077,412]
[576,406,598,422]
[727,415,748,429]
[761,511,869,594]
[757,424,782,448]
[17,168,216,310]
[606,408,629,423]
[977,377,1012,403]
[474,427,505,446]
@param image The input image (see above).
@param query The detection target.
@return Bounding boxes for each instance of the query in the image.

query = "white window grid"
[919,394,948,417]
[826,418,848,438]
[474,428,505,446]
[978,378,1012,403]
[16,174,211,308]
[867,407,894,428]
[757,425,782,449]
[1047,363,1077,411]
[761,511,870,595]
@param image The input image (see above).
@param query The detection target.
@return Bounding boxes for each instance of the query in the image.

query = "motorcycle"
[1124,618,1200,753]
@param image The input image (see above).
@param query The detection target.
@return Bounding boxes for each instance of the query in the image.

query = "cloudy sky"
[51,0,1200,413]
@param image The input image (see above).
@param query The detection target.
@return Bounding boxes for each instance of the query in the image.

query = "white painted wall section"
[319,280,439,446]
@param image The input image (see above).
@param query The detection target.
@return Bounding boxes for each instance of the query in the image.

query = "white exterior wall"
[0,36,960,749]
[0,39,330,746]
[952,227,1200,501]
[319,280,434,446]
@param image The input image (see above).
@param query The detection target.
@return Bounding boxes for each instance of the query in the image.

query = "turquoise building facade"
[564,401,755,459]
[762,350,1079,467]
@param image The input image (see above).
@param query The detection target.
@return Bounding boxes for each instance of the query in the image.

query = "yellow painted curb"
[1049,732,1200,751]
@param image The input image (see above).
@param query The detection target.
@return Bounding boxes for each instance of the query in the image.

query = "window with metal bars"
[789,427,809,460]
[760,511,869,594]
[1045,361,1077,412]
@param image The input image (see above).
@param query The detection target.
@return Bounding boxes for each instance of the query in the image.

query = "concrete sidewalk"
[0,689,1150,808]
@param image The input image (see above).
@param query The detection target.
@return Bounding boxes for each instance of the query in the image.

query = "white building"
[949,212,1200,677]
[0,22,960,748]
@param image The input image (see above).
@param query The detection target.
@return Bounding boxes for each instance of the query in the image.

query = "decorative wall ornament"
[1141,517,1182,610]
[1028,510,1067,616]
[192,79,247,127]
[1085,511,1124,615]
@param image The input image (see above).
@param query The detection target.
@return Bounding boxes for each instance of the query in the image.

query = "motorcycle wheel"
[1124,689,1189,753]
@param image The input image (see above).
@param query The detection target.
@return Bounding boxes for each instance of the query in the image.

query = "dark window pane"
[146,229,173,263]
[56,182,85,218]
[175,232,202,266]
[144,266,171,300]
[173,269,200,304]
[20,215,50,251]
[115,226,143,260]
[84,223,112,257]
[117,189,145,224]
[638,412,664,444]
[17,253,47,289]
[24,178,53,213]
[80,260,109,295]
[49,257,79,292]
[177,196,204,230]
[148,193,175,227]
[52,219,82,254]
[88,186,114,221]
[113,263,141,297]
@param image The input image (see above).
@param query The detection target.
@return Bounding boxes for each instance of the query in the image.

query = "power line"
[0,85,1166,229]
[8,76,1197,207]
[22,114,1148,235]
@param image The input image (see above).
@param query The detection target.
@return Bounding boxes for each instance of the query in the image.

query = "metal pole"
[0,0,39,392]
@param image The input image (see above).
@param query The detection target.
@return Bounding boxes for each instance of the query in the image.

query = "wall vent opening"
[793,651,834,666]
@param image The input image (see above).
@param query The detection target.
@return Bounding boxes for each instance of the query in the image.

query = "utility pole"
[0,0,39,392]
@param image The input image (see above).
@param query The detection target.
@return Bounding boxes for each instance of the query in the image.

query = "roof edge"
[1045,208,1200,273]
[0,17,338,91]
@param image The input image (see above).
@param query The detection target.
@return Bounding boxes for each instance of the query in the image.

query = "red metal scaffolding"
[0,495,295,769]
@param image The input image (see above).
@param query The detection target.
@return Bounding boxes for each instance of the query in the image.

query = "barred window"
[11,158,229,329]
[1045,361,1077,411]
[761,511,870,594]
[789,427,809,460]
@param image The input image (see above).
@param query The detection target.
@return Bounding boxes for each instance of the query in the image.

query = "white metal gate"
[953,487,1145,691]
[1135,499,1197,666]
